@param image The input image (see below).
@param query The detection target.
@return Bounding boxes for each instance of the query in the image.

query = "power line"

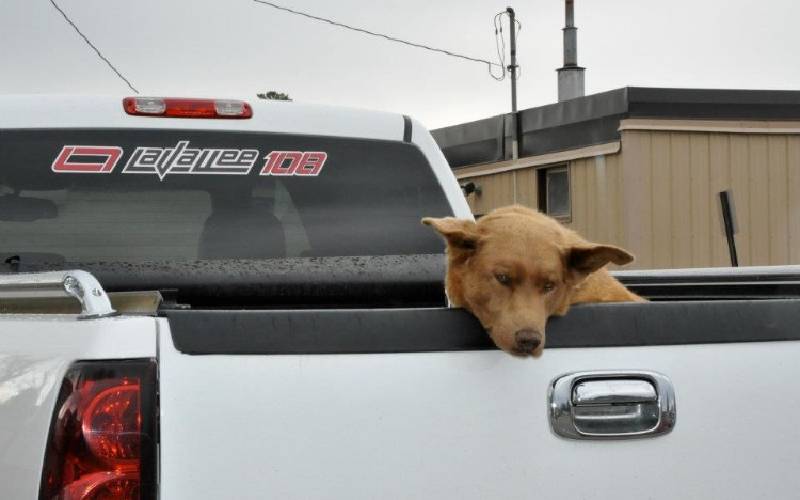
[493,12,524,81]
[493,12,507,81]
[252,0,504,77]
[47,0,139,93]
[513,18,523,81]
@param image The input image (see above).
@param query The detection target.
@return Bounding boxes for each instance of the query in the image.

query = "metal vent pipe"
[557,0,585,102]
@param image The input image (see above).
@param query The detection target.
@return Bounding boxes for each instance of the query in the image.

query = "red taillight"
[39,360,157,500]
[122,97,253,119]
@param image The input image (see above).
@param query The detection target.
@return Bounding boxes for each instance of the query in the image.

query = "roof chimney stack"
[557,0,585,102]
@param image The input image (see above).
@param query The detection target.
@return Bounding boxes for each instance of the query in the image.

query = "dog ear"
[567,243,634,278]
[421,217,480,252]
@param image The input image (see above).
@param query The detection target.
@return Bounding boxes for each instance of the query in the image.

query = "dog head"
[423,206,633,357]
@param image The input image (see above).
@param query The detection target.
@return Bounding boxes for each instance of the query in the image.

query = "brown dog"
[423,205,643,357]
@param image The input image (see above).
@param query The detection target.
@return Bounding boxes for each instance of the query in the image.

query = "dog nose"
[514,329,542,352]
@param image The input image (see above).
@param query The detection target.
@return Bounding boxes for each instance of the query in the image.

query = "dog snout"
[514,329,542,352]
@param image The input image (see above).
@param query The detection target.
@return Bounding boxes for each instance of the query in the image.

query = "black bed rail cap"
[165,299,800,355]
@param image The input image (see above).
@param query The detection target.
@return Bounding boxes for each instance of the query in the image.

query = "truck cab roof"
[0,94,409,141]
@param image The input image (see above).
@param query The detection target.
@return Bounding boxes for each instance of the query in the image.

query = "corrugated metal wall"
[566,154,624,249]
[619,129,800,268]
[463,169,537,216]
[461,128,800,269]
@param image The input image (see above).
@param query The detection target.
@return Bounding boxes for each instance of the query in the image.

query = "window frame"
[537,164,571,222]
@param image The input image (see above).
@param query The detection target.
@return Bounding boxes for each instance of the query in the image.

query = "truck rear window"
[0,129,453,264]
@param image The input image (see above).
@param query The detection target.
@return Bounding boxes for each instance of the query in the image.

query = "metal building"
[431,87,800,269]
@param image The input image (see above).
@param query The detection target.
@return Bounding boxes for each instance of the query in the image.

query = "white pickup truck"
[1,95,799,500]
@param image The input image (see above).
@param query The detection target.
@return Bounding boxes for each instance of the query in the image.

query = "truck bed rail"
[0,270,116,319]
[613,265,800,300]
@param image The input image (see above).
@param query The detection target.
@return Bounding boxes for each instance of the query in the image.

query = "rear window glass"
[0,129,453,263]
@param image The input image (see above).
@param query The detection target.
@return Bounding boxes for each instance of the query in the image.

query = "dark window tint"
[538,165,570,219]
[0,129,453,264]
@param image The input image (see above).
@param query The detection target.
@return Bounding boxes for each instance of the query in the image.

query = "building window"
[538,165,570,220]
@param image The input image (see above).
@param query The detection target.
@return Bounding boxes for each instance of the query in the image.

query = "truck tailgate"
[157,302,800,499]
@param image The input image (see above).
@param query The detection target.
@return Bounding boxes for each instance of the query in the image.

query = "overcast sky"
[2,0,799,129]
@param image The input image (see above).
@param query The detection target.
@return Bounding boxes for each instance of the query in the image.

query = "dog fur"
[423,205,643,357]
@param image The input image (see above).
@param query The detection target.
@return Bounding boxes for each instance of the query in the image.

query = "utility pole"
[506,6,519,160]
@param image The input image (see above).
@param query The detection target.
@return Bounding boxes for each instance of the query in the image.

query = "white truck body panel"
[158,323,800,500]
[0,315,157,499]
[409,115,471,219]
[0,95,403,137]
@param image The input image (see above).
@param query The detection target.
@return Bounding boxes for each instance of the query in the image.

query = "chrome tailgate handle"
[549,371,676,440]
[573,379,656,405]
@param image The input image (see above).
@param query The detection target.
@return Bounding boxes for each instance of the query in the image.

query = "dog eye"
[543,281,556,293]
[495,273,511,286]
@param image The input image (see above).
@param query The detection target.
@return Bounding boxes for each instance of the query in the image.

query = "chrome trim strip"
[0,270,116,319]
[612,265,800,280]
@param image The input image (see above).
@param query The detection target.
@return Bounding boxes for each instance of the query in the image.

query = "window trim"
[537,163,571,223]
